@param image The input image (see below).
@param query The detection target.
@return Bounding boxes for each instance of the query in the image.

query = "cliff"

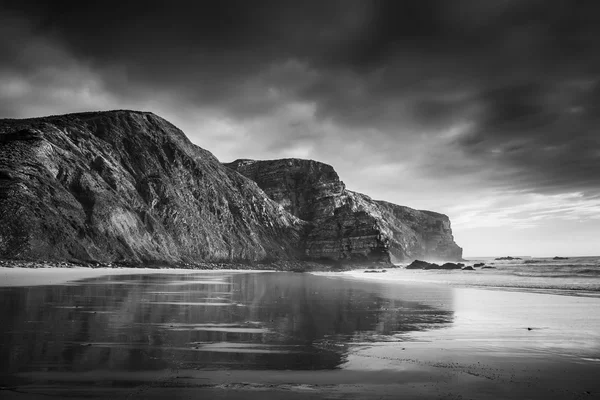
[0,110,461,265]
[0,111,304,264]
[225,159,462,262]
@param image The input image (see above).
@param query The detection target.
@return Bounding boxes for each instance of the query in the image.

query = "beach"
[1,266,599,399]
[0,266,268,287]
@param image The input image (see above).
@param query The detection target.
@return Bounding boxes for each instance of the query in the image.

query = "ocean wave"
[510,273,600,279]
[496,263,600,278]
[575,268,600,274]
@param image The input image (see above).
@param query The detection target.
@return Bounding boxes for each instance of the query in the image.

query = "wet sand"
[0,266,263,287]
[2,268,600,399]
[3,350,599,399]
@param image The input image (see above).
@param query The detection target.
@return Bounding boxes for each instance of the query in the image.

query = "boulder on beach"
[482,266,497,269]
[462,266,475,271]
[434,262,463,270]
[474,263,485,267]
[406,260,432,269]
[406,260,465,270]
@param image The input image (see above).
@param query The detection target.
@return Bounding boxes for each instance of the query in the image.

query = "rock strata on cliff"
[226,159,463,263]
[0,111,304,263]
[1,110,462,266]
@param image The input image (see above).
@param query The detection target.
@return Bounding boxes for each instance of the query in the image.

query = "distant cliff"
[0,110,461,265]
[225,159,462,262]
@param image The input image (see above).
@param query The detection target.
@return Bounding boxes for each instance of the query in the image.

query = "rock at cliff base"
[406,260,431,269]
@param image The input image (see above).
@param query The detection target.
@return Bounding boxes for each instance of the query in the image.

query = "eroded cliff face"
[0,110,461,265]
[0,111,304,263]
[226,159,462,263]
[375,201,463,262]
[224,159,346,222]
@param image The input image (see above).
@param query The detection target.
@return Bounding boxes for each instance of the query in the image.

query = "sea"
[388,256,600,296]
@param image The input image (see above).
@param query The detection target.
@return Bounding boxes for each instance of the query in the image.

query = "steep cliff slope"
[225,159,346,222]
[0,110,461,265]
[375,201,463,262]
[225,159,462,262]
[0,111,304,263]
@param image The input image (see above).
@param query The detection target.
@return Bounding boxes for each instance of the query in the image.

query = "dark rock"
[494,256,521,260]
[474,262,485,267]
[406,260,432,269]
[227,160,462,263]
[462,266,475,270]
[430,262,462,270]
[552,256,569,260]
[406,260,464,270]
[482,266,497,269]
[0,110,463,267]
[0,111,304,264]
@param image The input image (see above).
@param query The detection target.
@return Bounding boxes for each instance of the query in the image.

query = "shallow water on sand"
[3,271,600,399]
[0,272,458,373]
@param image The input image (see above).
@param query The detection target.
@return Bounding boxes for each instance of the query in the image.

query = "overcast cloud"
[1,0,599,256]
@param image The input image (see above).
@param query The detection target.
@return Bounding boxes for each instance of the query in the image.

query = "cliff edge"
[0,110,461,265]
[0,111,304,264]
[225,159,462,262]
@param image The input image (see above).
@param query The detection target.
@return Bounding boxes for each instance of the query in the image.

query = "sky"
[1,0,599,257]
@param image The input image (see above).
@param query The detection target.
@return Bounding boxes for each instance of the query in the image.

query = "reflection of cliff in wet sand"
[0,272,453,375]
[2,268,600,399]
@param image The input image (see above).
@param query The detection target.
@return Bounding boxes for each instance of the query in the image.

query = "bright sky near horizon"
[1,1,599,257]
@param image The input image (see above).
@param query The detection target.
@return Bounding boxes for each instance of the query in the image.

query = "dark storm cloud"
[451,78,600,195]
[2,0,600,196]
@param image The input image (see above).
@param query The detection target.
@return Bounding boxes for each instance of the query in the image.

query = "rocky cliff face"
[226,159,462,263]
[0,110,461,265]
[374,201,463,262]
[224,159,346,222]
[0,111,304,263]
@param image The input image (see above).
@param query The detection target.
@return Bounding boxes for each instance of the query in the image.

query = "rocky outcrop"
[405,260,465,270]
[226,159,462,263]
[1,110,462,266]
[0,111,305,264]
[374,201,463,262]
[225,159,345,222]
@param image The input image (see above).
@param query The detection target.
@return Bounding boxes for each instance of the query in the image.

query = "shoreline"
[0,258,393,272]
[314,268,600,298]
[4,261,600,298]
[0,266,268,287]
